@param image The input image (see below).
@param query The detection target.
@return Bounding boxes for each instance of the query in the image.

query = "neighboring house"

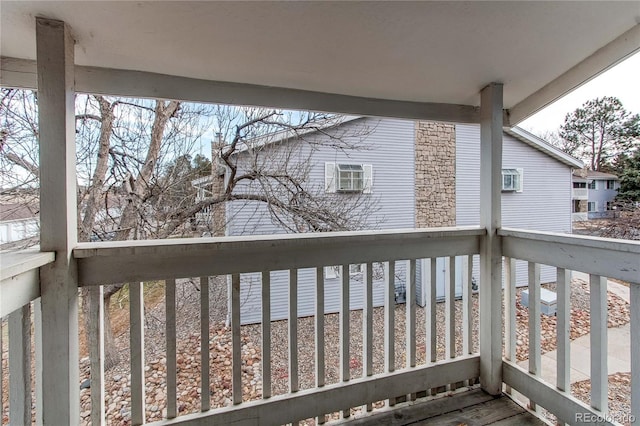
[0,203,39,248]
[571,170,619,221]
[204,118,582,324]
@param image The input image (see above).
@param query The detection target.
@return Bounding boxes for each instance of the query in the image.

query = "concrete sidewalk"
[517,273,631,386]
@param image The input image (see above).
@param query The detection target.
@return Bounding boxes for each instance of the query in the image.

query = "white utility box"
[521,288,557,316]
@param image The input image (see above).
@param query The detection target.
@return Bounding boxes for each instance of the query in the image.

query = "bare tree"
[1,89,378,368]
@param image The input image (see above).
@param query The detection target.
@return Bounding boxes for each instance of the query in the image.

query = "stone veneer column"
[414,121,456,228]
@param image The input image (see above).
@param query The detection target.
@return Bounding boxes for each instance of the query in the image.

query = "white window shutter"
[363,164,373,194]
[325,162,336,193]
[516,168,524,193]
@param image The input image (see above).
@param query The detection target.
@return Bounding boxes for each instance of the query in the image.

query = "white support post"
[406,259,417,401]
[231,274,242,405]
[36,17,79,425]
[590,274,608,413]
[88,286,105,426]
[556,268,571,394]
[289,269,299,394]
[340,264,350,418]
[200,276,210,411]
[130,282,145,425]
[33,298,43,426]
[427,258,437,364]
[261,271,271,400]
[479,82,503,395]
[384,261,396,406]
[8,304,31,426]
[445,257,456,360]
[165,280,177,419]
[462,255,473,356]
[363,263,374,412]
[631,282,639,422]
[504,258,516,394]
[315,268,326,425]
[528,262,541,412]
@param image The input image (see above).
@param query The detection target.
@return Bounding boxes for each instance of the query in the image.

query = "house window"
[588,202,597,212]
[324,264,363,279]
[337,164,364,192]
[325,162,373,194]
[606,201,615,211]
[606,180,616,189]
[588,180,596,190]
[573,182,586,188]
[501,169,523,192]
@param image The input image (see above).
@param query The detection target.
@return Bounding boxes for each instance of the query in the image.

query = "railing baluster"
[631,282,639,422]
[363,263,374,412]
[407,260,416,367]
[385,261,396,406]
[427,258,437,364]
[89,286,105,425]
[590,274,607,413]
[556,268,570,394]
[231,274,242,405]
[130,282,145,425]
[261,271,271,399]
[166,279,177,419]
[34,298,43,426]
[463,255,473,356]
[407,259,417,400]
[315,267,326,424]
[340,264,350,418]
[289,269,299,393]
[446,256,456,360]
[8,304,31,426]
[504,257,516,394]
[528,262,541,412]
[200,276,210,412]
[0,320,2,423]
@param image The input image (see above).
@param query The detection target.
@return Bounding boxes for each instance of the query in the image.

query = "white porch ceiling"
[1,1,639,122]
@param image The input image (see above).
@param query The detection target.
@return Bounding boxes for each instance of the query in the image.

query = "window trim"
[336,164,365,192]
[501,168,523,192]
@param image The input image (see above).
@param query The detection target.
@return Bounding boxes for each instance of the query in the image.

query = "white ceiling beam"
[1,57,483,123]
[509,24,640,125]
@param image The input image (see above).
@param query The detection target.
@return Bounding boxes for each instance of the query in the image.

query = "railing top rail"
[500,227,640,255]
[74,226,485,286]
[74,226,485,258]
[0,250,55,281]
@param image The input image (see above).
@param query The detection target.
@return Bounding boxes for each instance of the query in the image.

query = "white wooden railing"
[500,228,640,426]
[0,250,55,425]
[72,226,484,425]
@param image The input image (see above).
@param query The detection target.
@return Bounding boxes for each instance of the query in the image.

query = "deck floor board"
[339,388,545,426]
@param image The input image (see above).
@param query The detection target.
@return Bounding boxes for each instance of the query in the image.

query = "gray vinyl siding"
[227,117,415,324]
[456,124,573,287]
[587,179,619,219]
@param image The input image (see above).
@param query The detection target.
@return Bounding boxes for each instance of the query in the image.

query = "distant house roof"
[586,170,618,180]
[503,127,584,169]
[573,170,618,180]
[0,203,38,222]
[228,115,363,155]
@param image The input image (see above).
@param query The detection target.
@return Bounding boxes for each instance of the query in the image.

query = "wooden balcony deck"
[342,389,544,426]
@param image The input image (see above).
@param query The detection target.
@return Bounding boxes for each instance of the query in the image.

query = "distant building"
[200,118,582,324]
[571,170,619,221]
[0,203,39,248]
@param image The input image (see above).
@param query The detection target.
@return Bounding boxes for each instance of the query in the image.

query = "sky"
[520,51,640,137]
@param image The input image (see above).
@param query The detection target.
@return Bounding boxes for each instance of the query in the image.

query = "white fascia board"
[505,126,584,169]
